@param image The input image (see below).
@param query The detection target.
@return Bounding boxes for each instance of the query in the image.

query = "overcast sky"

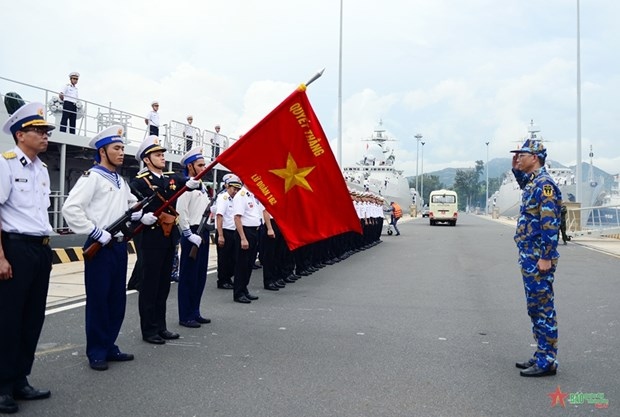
[1,0,618,176]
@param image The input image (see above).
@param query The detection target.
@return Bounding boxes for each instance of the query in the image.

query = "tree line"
[410,160,503,211]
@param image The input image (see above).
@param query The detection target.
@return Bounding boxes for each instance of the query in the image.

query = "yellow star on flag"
[269,153,315,192]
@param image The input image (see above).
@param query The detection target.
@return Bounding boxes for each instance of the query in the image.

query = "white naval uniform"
[62,166,137,238]
[146,110,160,128]
[60,83,79,103]
[215,191,237,230]
[177,183,209,232]
[0,147,53,236]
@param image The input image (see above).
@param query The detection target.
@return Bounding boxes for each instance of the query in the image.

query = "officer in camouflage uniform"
[510,138,561,377]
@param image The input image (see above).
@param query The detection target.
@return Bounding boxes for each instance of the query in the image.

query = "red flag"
[216,85,362,250]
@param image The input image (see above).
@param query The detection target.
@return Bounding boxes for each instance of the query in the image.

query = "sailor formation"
[0,101,395,413]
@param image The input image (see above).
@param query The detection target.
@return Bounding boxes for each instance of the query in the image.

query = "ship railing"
[566,204,620,238]
[49,191,69,234]
[1,76,148,148]
[1,76,238,161]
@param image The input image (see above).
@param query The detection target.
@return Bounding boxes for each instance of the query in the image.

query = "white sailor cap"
[2,102,55,136]
[69,72,80,78]
[136,135,166,161]
[89,125,124,150]
[151,100,159,106]
[180,147,204,166]
[224,174,242,189]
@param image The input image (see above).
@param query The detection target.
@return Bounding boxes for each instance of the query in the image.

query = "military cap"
[2,102,55,136]
[510,138,547,159]
[89,125,124,150]
[225,174,242,189]
[136,135,166,161]
[69,72,80,78]
[180,147,204,166]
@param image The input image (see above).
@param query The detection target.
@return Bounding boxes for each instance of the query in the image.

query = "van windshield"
[431,195,456,204]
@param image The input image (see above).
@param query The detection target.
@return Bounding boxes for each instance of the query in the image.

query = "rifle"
[83,189,157,261]
[188,191,218,260]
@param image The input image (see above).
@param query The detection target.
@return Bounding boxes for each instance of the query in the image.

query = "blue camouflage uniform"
[512,140,562,371]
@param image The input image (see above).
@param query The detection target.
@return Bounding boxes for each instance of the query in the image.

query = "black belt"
[2,232,50,245]
[243,226,260,231]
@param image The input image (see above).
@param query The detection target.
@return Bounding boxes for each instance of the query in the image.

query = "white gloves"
[188,234,202,247]
[98,230,112,245]
[130,209,143,221]
[140,212,158,226]
[186,177,201,189]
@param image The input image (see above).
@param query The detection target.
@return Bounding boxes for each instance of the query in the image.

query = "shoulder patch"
[223,194,229,200]
[136,172,150,179]
[239,190,247,196]
[542,184,554,197]
[2,151,17,159]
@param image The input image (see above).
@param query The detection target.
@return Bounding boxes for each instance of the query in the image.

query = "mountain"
[410,158,615,189]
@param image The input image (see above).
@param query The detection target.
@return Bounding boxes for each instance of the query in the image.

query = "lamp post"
[485,141,490,214]
[421,141,425,205]
[414,133,423,204]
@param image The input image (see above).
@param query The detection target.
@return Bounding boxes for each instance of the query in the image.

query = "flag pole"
[305,68,325,87]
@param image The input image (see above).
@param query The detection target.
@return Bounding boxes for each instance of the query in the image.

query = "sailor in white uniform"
[59,71,79,134]
[0,102,55,413]
[62,125,139,371]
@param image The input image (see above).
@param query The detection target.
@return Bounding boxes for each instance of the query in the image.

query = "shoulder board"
[42,162,47,167]
[136,172,150,179]
[164,171,175,175]
[1,151,17,159]
[81,170,91,177]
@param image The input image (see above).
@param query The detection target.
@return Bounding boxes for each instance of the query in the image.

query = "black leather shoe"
[180,320,201,328]
[159,330,180,340]
[107,352,134,362]
[283,276,296,283]
[143,335,166,344]
[264,283,279,291]
[515,359,536,369]
[246,293,259,300]
[234,296,251,304]
[0,394,18,414]
[274,280,286,287]
[297,270,310,276]
[13,385,51,400]
[196,316,211,324]
[520,364,557,377]
[89,360,109,371]
[217,283,234,289]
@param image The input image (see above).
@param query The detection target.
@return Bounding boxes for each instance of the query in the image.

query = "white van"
[428,189,458,226]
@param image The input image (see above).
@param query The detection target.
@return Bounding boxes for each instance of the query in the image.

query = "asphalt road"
[21,214,619,416]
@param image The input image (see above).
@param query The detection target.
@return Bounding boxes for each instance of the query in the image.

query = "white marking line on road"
[46,301,86,315]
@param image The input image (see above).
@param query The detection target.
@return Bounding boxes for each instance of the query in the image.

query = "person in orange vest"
[390,201,402,236]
